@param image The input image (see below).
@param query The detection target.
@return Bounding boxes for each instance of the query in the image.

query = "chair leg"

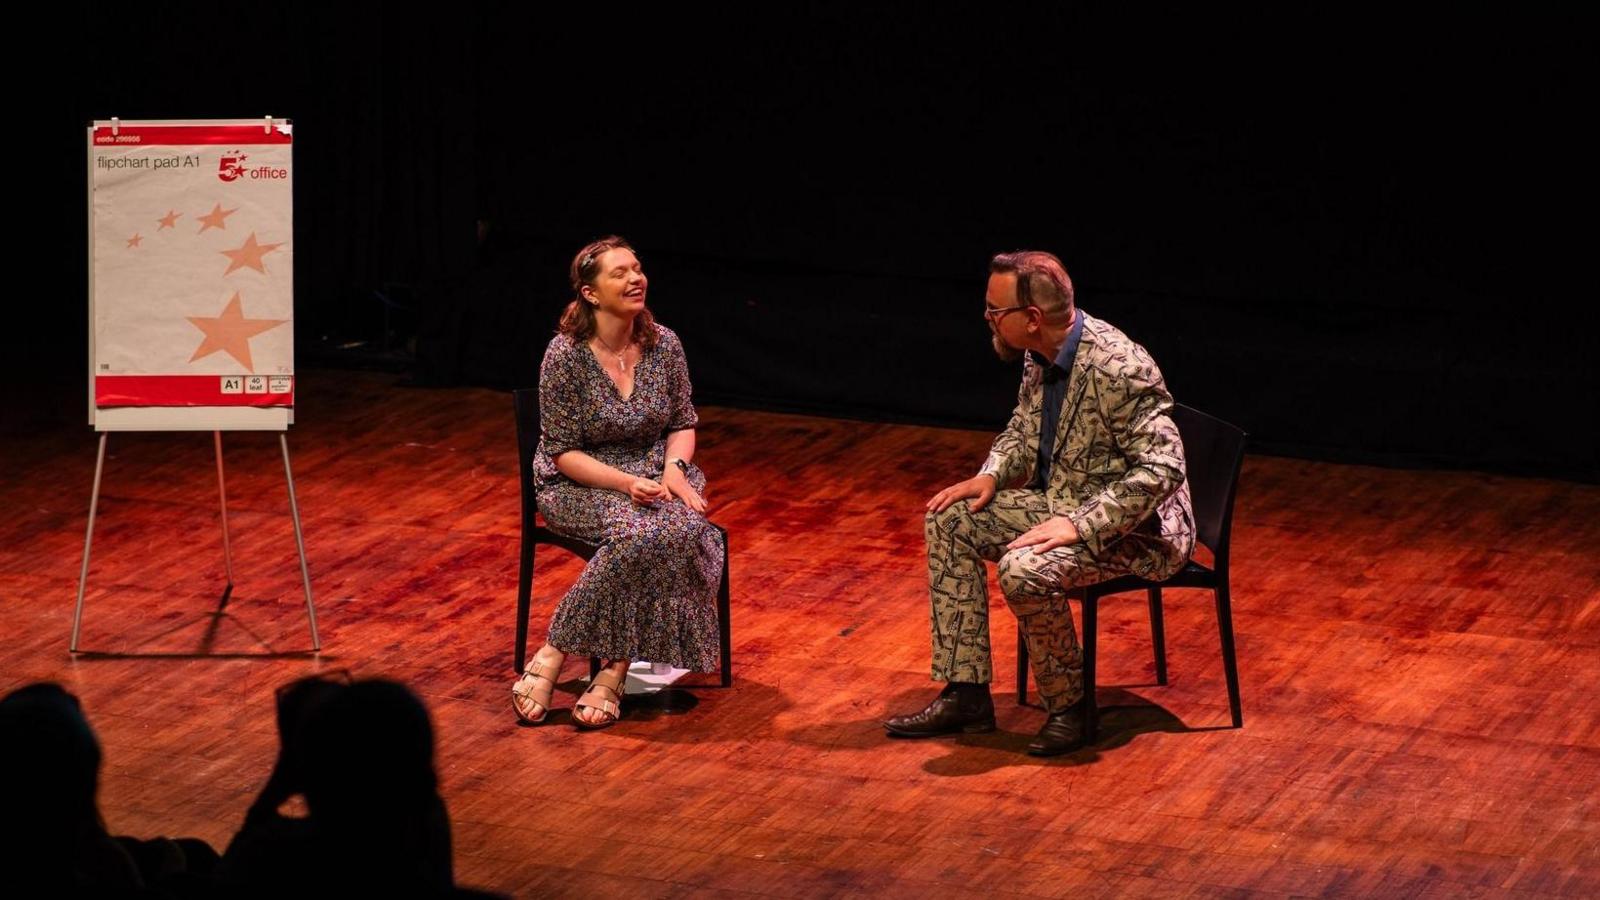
[1148,585,1168,685]
[1214,582,1243,727]
[717,526,732,687]
[514,539,534,674]
[1016,623,1030,705]
[1081,595,1098,744]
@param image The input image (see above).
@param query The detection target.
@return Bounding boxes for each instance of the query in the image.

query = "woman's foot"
[573,660,628,729]
[511,645,566,724]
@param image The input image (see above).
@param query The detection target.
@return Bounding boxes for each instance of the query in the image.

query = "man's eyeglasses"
[983,304,1029,322]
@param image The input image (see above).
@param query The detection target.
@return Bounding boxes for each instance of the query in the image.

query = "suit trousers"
[925,489,1184,712]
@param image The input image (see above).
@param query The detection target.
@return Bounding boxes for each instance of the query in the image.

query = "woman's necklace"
[595,331,631,375]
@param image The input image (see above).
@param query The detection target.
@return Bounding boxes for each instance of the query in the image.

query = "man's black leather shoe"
[884,685,996,737]
[1027,705,1088,756]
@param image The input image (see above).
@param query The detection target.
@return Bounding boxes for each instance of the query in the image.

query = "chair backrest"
[1171,403,1247,562]
[512,388,539,522]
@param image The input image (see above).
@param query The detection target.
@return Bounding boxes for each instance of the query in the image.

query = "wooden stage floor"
[2,369,1596,897]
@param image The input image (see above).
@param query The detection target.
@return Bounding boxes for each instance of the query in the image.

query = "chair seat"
[532,524,599,561]
[1159,560,1217,589]
[1083,561,1215,599]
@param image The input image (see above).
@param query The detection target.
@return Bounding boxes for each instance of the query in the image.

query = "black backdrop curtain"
[14,4,1592,480]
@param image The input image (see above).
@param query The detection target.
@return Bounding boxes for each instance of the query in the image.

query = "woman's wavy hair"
[557,235,658,349]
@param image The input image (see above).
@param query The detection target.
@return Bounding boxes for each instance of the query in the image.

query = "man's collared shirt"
[1027,310,1084,490]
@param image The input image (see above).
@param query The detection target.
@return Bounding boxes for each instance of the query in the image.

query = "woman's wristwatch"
[667,457,690,475]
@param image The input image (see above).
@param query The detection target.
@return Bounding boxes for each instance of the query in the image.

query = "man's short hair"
[989,250,1075,325]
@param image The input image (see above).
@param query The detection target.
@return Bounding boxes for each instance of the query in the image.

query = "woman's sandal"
[511,655,563,725]
[573,666,627,731]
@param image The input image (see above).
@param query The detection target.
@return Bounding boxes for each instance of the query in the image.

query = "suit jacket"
[979,311,1195,570]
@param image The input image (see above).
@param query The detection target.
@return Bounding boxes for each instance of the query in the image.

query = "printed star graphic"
[157,210,181,230]
[126,234,142,248]
[196,203,238,233]
[186,292,287,372]
[219,232,285,276]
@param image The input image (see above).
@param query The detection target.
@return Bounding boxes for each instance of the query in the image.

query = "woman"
[511,236,723,729]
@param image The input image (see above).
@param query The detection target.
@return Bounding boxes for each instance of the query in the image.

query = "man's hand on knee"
[1007,515,1080,553]
[927,474,998,514]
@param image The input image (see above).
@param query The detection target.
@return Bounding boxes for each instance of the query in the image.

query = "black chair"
[512,388,731,686]
[1017,403,1245,741]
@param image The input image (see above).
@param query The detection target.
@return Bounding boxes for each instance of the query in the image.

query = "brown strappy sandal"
[573,666,626,731]
[511,653,563,725]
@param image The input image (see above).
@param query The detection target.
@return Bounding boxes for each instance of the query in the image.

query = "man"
[885,250,1194,755]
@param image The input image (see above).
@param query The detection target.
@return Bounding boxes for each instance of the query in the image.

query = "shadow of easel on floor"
[70,583,324,660]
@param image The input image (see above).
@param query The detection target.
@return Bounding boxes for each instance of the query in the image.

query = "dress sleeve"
[538,337,587,456]
[662,328,699,432]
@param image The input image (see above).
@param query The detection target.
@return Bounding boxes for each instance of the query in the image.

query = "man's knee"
[925,502,976,537]
[998,549,1075,612]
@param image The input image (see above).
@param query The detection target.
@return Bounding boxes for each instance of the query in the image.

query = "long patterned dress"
[533,323,722,671]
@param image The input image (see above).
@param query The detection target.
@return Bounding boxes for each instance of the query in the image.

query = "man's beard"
[991,332,1023,362]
